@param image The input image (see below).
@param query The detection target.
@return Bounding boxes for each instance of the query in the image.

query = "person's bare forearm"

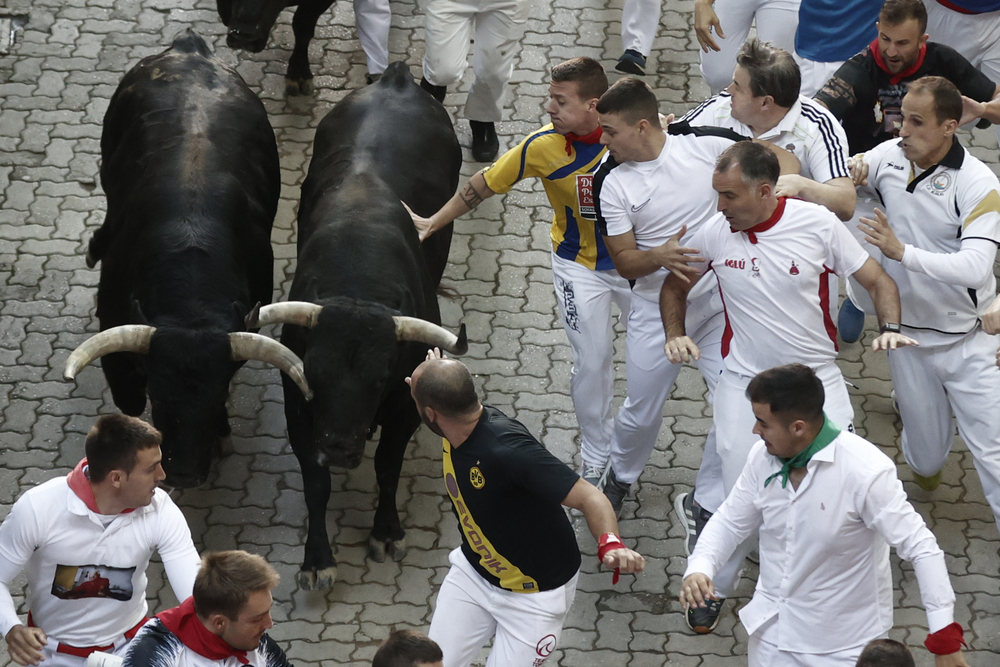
[796,178,856,220]
[868,272,901,328]
[427,171,496,235]
[660,274,690,338]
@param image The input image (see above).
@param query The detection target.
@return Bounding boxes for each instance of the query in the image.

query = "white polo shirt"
[0,476,200,647]
[687,197,869,376]
[861,137,1000,344]
[685,430,955,653]
[683,93,851,185]
[595,123,743,302]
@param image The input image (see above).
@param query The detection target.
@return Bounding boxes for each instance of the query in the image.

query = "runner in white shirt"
[680,364,968,667]
[682,37,856,221]
[661,140,914,633]
[593,77,750,516]
[851,76,1000,532]
[0,415,200,667]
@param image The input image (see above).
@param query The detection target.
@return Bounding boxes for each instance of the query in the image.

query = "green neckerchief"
[764,414,841,489]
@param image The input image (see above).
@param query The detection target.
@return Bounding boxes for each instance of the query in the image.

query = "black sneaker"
[470,120,499,162]
[603,467,631,517]
[674,491,713,556]
[686,597,725,634]
[615,49,647,76]
[420,77,447,103]
[581,463,608,490]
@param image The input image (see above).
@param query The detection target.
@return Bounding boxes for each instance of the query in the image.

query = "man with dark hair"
[411,58,633,490]
[592,76,748,519]
[123,551,290,667]
[661,141,913,633]
[0,415,199,667]
[406,350,644,667]
[680,364,967,666]
[372,630,443,667]
[849,77,1000,532]
[683,38,856,222]
[816,0,1000,342]
[815,0,1000,155]
[855,639,915,667]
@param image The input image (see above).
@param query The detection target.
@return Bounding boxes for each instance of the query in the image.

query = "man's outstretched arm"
[407,171,497,241]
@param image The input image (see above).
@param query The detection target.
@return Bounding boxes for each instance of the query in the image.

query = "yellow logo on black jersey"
[469,467,485,489]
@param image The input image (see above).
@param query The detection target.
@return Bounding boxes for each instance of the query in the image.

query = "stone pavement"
[1,0,999,664]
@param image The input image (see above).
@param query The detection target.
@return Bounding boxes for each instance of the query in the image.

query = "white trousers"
[429,548,579,667]
[621,0,663,56]
[925,0,1000,82]
[355,0,391,74]
[421,0,528,122]
[710,362,854,597]
[749,623,880,667]
[798,58,843,98]
[609,287,725,486]
[699,0,801,93]
[551,253,632,469]
[888,330,1000,535]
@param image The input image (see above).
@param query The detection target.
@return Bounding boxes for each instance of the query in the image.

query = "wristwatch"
[880,323,901,334]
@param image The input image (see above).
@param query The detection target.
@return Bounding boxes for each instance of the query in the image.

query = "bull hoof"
[367,535,407,563]
[285,77,314,96]
[296,566,337,591]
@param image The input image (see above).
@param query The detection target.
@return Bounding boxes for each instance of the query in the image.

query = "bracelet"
[879,323,901,334]
[924,622,966,655]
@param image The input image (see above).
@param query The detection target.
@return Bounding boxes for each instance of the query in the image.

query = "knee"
[422,51,465,87]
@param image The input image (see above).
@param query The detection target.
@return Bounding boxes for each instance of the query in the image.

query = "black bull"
[246,61,466,589]
[217,0,335,95]
[65,30,312,488]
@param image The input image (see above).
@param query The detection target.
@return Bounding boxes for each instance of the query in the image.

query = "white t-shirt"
[595,125,741,302]
[683,93,851,184]
[688,197,869,375]
[861,137,1000,344]
[0,477,200,647]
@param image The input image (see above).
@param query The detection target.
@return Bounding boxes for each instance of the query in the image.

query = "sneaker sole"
[674,493,696,556]
[615,61,645,76]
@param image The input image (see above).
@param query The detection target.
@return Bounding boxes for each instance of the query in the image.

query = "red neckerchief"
[157,597,251,665]
[67,458,137,515]
[732,196,787,244]
[870,37,927,85]
[564,126,603,156]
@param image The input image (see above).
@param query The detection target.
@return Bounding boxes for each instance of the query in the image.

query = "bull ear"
[217,0,233,25]
[245,301,262,330]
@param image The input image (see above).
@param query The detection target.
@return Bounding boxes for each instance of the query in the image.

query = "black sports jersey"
[815,41,996,153]
[443,405,581,592]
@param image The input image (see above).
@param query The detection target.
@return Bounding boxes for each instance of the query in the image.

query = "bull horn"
[228,332,314,400]
[248,301,323,329]
[393,317,468,355]
[64,325,156,380]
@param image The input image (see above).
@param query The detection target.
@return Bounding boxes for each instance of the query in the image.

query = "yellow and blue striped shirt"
[483,124,613,270]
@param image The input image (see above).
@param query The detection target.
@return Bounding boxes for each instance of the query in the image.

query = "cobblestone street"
[1,0,999,664]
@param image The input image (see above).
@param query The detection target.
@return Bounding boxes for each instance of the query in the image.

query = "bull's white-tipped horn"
[64,325,156,380]
[228,332,314,400]
[248,301,324,329]
[393,317,468,355]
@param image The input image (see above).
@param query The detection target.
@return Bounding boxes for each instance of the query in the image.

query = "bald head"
[411,359,480,418]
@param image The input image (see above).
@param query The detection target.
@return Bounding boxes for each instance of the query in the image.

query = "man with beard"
[405,349,644,667]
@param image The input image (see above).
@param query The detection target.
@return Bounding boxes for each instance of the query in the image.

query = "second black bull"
[247,61,467,590]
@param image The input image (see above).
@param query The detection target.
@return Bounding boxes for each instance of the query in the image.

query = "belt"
[27,612,148,658]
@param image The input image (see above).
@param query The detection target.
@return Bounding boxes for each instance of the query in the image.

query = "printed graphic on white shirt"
[51,563,135,601]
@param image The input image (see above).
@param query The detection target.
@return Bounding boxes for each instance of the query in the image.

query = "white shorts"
[429,548,579,667]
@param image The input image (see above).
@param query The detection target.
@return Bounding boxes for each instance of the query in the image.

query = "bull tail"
[378,61,414,90]
[171,29,213,58]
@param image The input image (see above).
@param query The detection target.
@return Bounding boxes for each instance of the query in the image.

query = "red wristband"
[597,533,625,584]
[924,622,966,655]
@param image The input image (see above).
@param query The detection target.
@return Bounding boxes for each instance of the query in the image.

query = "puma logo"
[631,198,651,212]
